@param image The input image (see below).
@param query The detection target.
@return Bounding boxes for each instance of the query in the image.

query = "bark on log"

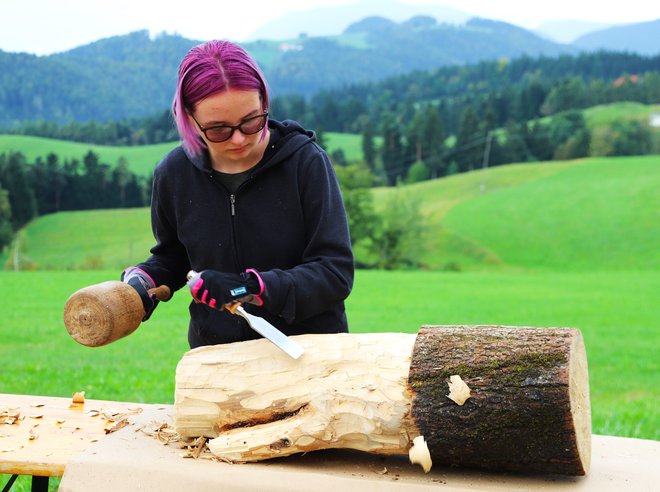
[173,325,591,476]
[409,325,591,476]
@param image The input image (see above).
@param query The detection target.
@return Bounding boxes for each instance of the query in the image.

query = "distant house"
[613,74,639,88]
[279,43,303,52]
[650,113,660,128]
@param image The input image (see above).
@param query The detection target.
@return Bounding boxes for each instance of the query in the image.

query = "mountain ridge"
[0,16,656,127]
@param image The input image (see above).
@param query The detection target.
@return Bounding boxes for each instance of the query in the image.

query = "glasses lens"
[239,114,267,135]
[205,127,233,142]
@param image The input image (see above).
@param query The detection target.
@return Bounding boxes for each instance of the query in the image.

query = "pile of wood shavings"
[139,421,219,460]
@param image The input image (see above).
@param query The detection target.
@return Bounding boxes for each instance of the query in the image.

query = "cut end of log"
[569,330,592,474]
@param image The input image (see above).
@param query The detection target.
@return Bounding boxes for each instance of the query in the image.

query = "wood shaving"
[30,403,46,408]
[181,437,212,459]
[72,391,85,404]
[446,374,472,406]
[29,428,39,441]
[104,419,129,434]
[140,421,181,444]
[29,414,44,419]
[101,406,143,422]
[56,419,66,424]
[409,435,432,473]
[0,407,21,424]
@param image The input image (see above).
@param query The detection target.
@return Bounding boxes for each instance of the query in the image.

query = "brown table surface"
[3,393,660,491]
[0,393,164,478]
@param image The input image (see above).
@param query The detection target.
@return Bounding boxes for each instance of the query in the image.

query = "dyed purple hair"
[172,40,270,156]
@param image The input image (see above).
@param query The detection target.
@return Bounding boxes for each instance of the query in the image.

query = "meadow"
[1,153,658,490]
[1,269,657,442]
[0,132,364,176]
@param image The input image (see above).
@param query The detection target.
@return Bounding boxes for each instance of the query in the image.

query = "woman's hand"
[188,270,261,309]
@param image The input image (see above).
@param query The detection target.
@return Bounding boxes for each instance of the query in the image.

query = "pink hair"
[172,40,270,156]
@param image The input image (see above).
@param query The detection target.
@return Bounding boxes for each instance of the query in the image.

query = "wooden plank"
[0,393,161,477]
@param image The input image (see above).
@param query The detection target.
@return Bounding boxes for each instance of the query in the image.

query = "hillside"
[573,19,660,55]
[0,18,574,127]
[0,132,364,176]
[5,155,657,272]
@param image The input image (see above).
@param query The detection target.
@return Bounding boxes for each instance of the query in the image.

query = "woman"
[122,40,354,348]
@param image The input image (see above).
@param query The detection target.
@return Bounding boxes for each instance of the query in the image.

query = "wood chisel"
[187,270,304,359]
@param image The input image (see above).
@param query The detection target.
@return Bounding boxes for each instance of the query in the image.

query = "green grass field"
[0,269,657,442]
[0,131,364,177]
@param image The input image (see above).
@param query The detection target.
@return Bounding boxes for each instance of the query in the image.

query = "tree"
[0,152,37,229]
[333,164,379,250]
[370,190,425,270]
[0,187,12,250]
[381,113,404,185]
[422,107,446,178]
[455,107,482,172]
[361,120,377,172]
[548,111,590,160]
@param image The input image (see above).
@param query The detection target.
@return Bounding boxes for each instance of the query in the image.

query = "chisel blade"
[233,305,304,359]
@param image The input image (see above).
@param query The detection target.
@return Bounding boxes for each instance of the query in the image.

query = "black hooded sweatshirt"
[137,119,354,348]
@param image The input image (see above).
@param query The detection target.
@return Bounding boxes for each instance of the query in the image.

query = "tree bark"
[173,325,591,476]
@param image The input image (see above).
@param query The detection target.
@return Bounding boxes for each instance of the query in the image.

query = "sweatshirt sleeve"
[135,163,190,293]
[259,143,354,323]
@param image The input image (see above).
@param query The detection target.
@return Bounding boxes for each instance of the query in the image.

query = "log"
[173,325,591,476]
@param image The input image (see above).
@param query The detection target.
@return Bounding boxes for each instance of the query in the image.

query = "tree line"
[0,151,150,250]
[2,50,659,268]
[8,51,658,147]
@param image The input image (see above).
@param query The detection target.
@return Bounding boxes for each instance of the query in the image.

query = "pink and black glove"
[188,269,264,309]
[121,267,159,321]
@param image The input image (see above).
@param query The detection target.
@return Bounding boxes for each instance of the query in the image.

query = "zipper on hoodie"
[230,194,236,216]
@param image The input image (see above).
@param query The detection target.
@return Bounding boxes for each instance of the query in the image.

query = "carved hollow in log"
[173,325,591,476]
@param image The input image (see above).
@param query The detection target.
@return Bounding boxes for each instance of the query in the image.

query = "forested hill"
[1,17,575,127]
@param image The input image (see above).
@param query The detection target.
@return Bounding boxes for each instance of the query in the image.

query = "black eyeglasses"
[190,112,269,143]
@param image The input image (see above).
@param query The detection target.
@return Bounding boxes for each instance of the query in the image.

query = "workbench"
[0,393,162,491]
[2,393,659,491]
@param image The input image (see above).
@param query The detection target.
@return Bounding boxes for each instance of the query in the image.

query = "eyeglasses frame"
[190,111,269,143]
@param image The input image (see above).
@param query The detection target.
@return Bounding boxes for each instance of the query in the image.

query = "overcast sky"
[2,0,659,55]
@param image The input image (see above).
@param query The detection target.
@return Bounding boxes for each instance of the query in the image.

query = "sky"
[2,0,659,56]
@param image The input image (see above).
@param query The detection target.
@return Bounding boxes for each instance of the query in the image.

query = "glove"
[121,266,159,321]
[189,269,264,309]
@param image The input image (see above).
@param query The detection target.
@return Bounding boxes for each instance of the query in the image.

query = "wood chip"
[446,374,472,406]
[29,428,39,441]
[29,414,44,419]
[0,407,21,424]
[101,406,143,422]
[409,435,432,473]
[30,403,46,408]
[104,419,129,434]
[72,391,85,404]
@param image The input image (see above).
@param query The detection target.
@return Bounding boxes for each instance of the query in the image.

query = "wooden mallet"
[63,281,171,347]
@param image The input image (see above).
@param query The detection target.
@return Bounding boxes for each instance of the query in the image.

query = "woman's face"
[190,89,267,171]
